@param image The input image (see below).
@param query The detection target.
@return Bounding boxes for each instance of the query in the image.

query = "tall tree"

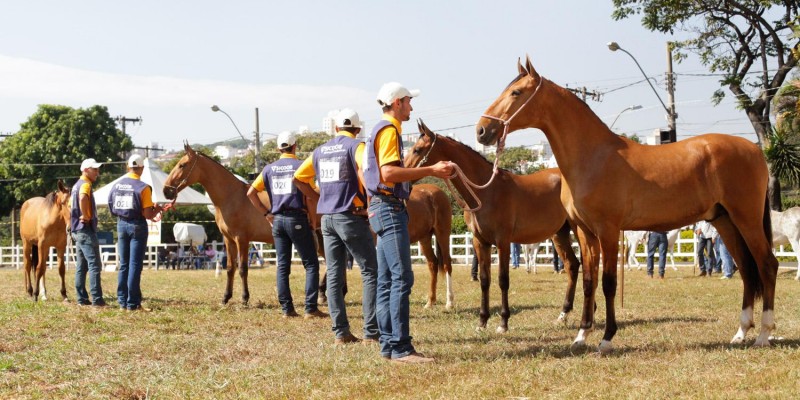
[612,0,800,209]
[0,104,133,215]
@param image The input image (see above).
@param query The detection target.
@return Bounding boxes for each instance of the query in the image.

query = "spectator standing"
[247,131,325,319]
[510,243,522,269]
[108,154,164,311]
[69,158,106,307]
[364,82,453,363]
[695,221,718,277]
[646,231,669,279]
[294,108,377,341]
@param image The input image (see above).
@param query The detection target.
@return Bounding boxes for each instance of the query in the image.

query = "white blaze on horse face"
[755,310,775,347]
[731,306,754,344]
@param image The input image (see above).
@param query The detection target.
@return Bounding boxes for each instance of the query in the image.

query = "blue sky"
[0,1,764,152]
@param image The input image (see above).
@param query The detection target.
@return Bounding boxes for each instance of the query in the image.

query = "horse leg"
[319,270,328,304]
[714,216,755,344]
[597,234,620,355]
[572,226,600,351]
[725,205,779,346]
[496,241,511,334]
[57,247,67,301]
[553,224,579,323]
[419,237,437,309]
[238,242,250,305]
[33,245,48,302]
[442,248,453,310]
[23,243,33,299]
[475,239,491,331]
[222,246,237,305]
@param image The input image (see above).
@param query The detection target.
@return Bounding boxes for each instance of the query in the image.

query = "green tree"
[0,104,133,215]
[612,0,800,209]
[486,146,542,174]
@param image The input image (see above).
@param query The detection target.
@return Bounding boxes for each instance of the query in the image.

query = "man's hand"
[430,161,454,179]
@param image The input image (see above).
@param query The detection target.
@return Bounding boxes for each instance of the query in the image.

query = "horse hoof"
[730,335,745,345]
[570,340,587,353]
[598,340,613,355]
[475,326,486,333]
[496,326,508,334]
[445,303,453,311]
[424,302,433,309]
[555,312,568,325]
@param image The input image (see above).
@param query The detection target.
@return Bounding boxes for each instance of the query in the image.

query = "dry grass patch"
[1,265,800,398]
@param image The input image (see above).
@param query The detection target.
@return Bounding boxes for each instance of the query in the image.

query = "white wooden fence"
[1,229,797,270]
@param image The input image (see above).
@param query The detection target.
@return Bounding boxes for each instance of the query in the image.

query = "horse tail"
[740,195,772,299]
[31,244,39,267]
[763,194,773,246]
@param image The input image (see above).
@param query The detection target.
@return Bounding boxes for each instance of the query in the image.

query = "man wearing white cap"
[69,158,106,306]
[363,83,454,363]
[108,154,164,311]
[294,109,379,344]
[247,131,325,319]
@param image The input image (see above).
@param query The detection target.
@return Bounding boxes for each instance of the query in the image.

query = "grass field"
[2,264,800,399]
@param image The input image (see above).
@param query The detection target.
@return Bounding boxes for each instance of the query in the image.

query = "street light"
[607,41,677,142]
[211,105,261,173]
[610,105,643,129]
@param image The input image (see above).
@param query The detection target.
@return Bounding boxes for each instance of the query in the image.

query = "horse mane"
[44,191,58,205]
[195,151,250,187]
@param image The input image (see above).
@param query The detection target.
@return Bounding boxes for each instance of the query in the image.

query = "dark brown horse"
[404,121,580,333]
[476,57,778,353]
[20,180,71,301]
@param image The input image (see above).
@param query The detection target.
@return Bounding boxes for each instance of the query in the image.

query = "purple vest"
[364,120,411,200]
[70,178,97,232]
[108,176,149,221]
[262,157,305,214]
[312,135,365,214]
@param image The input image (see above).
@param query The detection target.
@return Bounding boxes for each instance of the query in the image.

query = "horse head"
[403,119,440,168]
[56,179,71,226]
[476,55,543,146]
[163,142,201,200]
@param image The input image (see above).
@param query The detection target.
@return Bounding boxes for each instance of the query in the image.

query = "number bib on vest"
[319,161,341,183]
[271,176,294,195]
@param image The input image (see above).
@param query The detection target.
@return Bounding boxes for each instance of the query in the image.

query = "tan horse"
[476,57,778,353]
[405,121,580,333]
[20,180,71,301]
[406,183,454,309]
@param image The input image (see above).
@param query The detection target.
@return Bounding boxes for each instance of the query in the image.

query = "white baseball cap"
[377,82,420,107]
[127,154,144,168]
[277,131,297,149]
[335,108,361,128]
[79,158,102,172]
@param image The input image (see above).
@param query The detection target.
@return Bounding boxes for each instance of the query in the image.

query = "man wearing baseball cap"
[69,158,106,307]
[294,108,379,345]
[247,131,325,319]
[108,154,164,311]
[364,83,453,363]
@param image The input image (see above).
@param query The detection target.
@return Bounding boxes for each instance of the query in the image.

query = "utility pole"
[565,86,603,103]
[132,145,165,158]
[666,42,678,139]
[254,108,261,173]
[115,116,142,136]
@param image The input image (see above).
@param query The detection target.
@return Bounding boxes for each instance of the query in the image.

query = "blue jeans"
[273,211,320,314]
[646,232,668,277]
[697,237,716,273]
[71,228,104,305]
[321,213,378,339]
[717,237,735,277]
[117,219,148,309]
[510,243,521,267]
[368,197,415,359]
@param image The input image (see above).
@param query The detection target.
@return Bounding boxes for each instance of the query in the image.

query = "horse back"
[19,196,68,248]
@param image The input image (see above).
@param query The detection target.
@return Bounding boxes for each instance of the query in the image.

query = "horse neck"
[194,156,245,203]
[437,137,498,207]
[534,81,622,176]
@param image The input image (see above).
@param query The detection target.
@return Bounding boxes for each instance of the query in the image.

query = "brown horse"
[20,180,71,301]
[476,57,778,353]
[406,183,454,309]
[404,120,580,333]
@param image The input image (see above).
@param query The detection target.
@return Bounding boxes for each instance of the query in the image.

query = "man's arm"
[380,160,453,183]
[78,193,92,223]
[246,186,271,216]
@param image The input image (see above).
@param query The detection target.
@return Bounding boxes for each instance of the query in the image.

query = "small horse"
[770,207,800,279]
[20,180,71,301]
[624,229,680,271]
[476,57,778,353]
[406,183,454,309]
[405,120,580,333]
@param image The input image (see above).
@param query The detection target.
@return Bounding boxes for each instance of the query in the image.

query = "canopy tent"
[93,158,212,207]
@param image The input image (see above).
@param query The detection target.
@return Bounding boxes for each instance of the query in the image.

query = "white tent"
[93,158,212,207]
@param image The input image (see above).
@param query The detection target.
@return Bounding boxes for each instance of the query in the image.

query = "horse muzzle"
[476,121,501,146]
[163,186,177,200]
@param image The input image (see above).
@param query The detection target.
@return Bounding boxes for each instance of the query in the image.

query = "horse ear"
[517,57,525,76]
[57,179,68,193]
[525,54,540,79]
[417,119,434,139]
